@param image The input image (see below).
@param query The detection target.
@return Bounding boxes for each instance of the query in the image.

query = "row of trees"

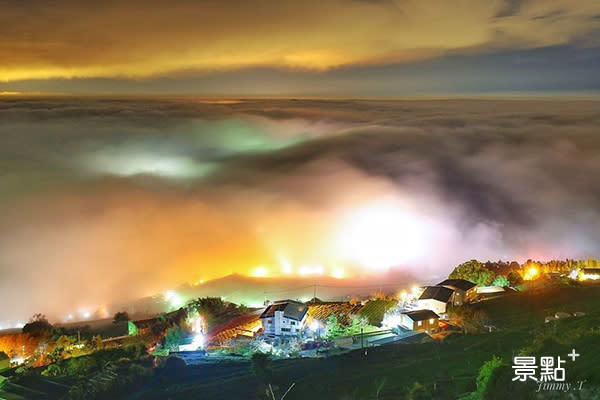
[450,258,600,287]
[324,314,373,339]
[449,260,523,287]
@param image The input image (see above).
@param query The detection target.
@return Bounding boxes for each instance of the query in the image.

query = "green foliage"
[65,356,99,376]
[123,340,147,359]
[325,314,345,339]
[14,365,29,375]
[476,356,503,398]
[187,297,248,329]
[164,327,183,352]
[448,306,488,334]
[41,363,63,377]
[325,315,374,338]
[491,275,510,287]
[450,260,494,286]
[358,299,398,326]
[506,271,523,286]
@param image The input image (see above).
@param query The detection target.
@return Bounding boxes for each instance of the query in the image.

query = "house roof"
[582,268,600,274]
[419,286,454,303]
[260,300,308,321]
[402,309,440,321]
[436,279,477,291]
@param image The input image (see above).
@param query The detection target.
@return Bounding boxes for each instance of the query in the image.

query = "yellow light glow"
[335,199,425,270]
[331,268,345,279]
[252,266,268,277]
[298,265,324,276]
[400,291,408,300]
[280,258,293,274]
[524,265,539,281]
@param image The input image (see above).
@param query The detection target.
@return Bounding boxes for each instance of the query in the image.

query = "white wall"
[416,299,447,315]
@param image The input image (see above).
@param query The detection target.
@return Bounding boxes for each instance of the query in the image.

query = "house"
[436,279,477,305]
[260,300,308,336]
[416,286,454,315]
[580,268,600,280]
[400,310,440,334]
[0,351,9,371]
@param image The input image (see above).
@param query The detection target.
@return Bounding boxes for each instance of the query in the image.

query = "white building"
[436,279,477,305]
[260,300,308,336]
[416,286,454,315]
[399,309,440,334]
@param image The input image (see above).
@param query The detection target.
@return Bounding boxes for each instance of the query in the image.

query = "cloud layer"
[1,97,600,322]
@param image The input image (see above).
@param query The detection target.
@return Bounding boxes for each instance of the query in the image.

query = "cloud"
[0,0,599,81]
[1,97,600,321]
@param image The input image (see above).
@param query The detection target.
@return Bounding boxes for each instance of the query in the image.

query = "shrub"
[41,363,63,377]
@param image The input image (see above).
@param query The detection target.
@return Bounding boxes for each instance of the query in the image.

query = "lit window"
[430,318,434,324]
[417,320,422,326]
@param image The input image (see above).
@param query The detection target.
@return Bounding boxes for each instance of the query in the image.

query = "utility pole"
[360,328,364,349]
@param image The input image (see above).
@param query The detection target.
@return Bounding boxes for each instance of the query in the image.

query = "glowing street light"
[165,290,184,307]
[524,266,539,281]
[310,320,321,331]
[411,285,421,296]
[252,266,268,277]
[331,267,345,279]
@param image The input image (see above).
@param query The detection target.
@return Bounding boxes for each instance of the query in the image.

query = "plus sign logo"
[567,349,580,362]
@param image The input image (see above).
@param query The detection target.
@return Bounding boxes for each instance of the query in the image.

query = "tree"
[448,306,487,334]
[491,275,510,287]
[506,271,523,286]
[476,356,503,393]
[344,316,370,336]
[113,311,129,323]
[22,314,52,336]
[461,356,505,400]
[449,260,494,286]
[324,314,345,339]
[163,327,183,352]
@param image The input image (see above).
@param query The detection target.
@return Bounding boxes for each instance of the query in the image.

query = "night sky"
[1,0,599,96]
[1,1,600,323]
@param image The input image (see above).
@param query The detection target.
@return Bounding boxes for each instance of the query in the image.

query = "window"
[417,320,422,326]
[429,318,435,324]
[291,321,296,325]
[268,319,272,324]
[281,327,291,332]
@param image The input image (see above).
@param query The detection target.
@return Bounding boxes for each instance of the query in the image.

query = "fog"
[1,97,599,322]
